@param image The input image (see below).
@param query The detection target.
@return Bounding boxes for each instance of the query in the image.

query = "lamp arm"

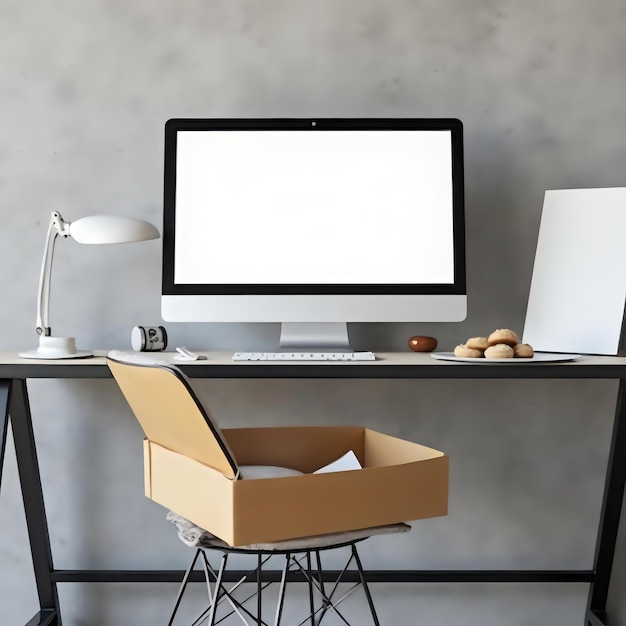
[36,211,71,336]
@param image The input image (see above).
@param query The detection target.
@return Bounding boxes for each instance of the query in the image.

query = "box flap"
[363,428,445,467]
[108,357,238,479]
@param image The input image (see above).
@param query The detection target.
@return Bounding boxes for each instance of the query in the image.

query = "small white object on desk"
[174,347,207,361]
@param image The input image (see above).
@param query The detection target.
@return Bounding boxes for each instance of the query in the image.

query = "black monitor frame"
[162,118,466,297]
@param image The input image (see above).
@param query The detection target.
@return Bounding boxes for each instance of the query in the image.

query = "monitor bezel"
[162,118,466,297]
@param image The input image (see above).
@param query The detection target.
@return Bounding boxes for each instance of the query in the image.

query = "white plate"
[431,352,580,364]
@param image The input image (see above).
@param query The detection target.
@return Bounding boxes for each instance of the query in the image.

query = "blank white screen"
[174,130,454,285]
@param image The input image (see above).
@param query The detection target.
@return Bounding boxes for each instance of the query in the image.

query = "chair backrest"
[106,351,239,480]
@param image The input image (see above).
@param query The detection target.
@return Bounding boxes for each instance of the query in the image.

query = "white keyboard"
[233,351,376,361]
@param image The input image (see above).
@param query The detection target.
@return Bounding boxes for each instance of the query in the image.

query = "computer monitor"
[162,118,466,351]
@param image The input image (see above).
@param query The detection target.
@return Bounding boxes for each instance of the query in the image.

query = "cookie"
[487,329,519,346]
[454,344,483,358]
[466,337,489,351]
[514,343,534,358]
[484,343,514,359]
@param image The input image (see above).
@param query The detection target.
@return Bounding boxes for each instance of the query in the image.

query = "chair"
[106,351,441,625]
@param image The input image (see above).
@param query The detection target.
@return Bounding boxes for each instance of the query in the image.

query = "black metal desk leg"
[586,378,626,626]
[9,379,61,626]
[0,380,10,491]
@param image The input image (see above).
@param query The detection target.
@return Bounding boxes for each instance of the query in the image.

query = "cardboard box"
[144,425,448,546]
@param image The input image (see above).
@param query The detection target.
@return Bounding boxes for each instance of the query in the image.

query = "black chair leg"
[274,553,290,626]
[315,550,330,625]
[168,548,202,626]
[208,552,228,626]
[257,553,263,626]
[352,544,380,626]
[306,551,316,626]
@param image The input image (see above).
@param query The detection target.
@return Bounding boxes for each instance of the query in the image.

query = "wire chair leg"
[293,553,352,626]
[208,552,229,626]
[306,551,315,626]
[257,553,263,626]
[200,549,215,606]
[351,544,380,626]
[274,553,290,626]
[167,548,202,626]
[315,550,330,626]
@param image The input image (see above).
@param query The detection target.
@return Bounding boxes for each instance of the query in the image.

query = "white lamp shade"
[68,215,160,244]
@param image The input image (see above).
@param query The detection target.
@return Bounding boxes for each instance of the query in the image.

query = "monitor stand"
[279,323,352,352]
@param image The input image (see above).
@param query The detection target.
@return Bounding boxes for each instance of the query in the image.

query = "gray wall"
[1,1,625,624]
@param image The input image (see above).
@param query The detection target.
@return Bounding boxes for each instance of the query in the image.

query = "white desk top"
[2,350,626,380]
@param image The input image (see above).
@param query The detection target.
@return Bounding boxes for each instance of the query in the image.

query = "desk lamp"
[19,210,160,359]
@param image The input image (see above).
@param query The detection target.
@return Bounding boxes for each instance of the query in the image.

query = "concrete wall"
[1,1,625,624]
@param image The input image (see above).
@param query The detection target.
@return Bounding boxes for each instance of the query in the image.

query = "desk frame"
[1,353,625,626]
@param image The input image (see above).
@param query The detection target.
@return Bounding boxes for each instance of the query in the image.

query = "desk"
[1,351,625,626]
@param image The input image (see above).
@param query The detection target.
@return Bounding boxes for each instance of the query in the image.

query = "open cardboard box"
[144,425,448,546]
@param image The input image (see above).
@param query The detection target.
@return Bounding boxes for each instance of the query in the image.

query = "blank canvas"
[522,188,626,355]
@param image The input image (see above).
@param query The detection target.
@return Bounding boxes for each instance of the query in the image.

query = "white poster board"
[522,188,626,355]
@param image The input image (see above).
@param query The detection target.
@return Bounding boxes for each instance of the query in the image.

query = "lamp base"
[19,336,93,360]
